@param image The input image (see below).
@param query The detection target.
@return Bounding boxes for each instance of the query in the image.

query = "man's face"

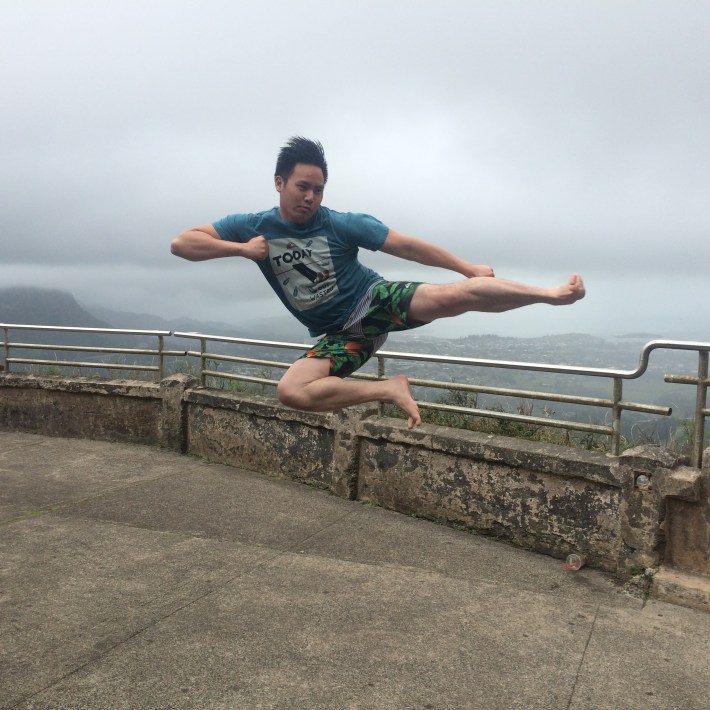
[275,163,325,224]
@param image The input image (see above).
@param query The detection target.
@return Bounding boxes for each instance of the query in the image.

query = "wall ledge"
[0,373,159,398]
[652,566,710,613]
[358,416,620,487]
[185,386,361,430]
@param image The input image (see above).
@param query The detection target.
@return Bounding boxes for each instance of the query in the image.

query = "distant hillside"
[89,305,310,343]
[0,286,655,365]
[0,287,124,350]
[1,285,696,375]
[0,287,110,329]
[1,286,700,427]
[0,286,310,342]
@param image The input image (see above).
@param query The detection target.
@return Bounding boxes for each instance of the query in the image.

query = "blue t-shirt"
[212,206,388,336]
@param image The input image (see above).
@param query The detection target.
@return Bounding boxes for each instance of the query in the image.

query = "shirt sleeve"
[211,213,257,243]
[341,212,389,251]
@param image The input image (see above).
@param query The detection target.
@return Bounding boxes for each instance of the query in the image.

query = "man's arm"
[170,225,268,262]
[380,230,494,278]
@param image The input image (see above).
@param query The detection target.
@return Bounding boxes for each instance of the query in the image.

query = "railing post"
[2,326,8,373]
[692,350,708,469]
[158,334,165,381]
[377,355,386,416]
[200,338,207,387]
[611,377,623,456]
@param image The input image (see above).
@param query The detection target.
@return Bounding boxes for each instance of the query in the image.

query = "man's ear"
[275,175,284,192]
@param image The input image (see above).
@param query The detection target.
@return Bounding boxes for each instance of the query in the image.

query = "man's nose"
[304,191,314,203]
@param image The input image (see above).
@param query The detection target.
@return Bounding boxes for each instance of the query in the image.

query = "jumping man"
[171,137,585,428]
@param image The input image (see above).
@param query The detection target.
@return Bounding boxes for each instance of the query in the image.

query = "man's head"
[275,137,328,224]
[275,136,328,184]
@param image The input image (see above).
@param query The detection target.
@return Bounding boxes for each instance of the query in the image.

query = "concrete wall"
[1,372,708,611]
[0,375,161,445]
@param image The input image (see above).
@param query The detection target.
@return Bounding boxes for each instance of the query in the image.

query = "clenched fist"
[243,235,269,261]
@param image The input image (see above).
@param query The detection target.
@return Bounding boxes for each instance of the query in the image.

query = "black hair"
[275,136,328,183]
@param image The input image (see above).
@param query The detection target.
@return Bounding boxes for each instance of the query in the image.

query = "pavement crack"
[284,508,358,555]
[0,439,42,456]
[0,469,190,527]
[565,603,601,710]
[4,562,270,709]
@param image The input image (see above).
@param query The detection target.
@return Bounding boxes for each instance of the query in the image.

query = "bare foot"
[549,274,585,305]
[386,375,422,429]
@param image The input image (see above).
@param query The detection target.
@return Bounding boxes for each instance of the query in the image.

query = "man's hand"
[242,235,269,261]
[463,264,495,278]
[381,231,495,278]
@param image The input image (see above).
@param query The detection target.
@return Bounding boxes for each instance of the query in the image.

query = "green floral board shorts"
[299,281,428,378]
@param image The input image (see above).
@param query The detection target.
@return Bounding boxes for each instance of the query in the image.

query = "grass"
[383,387,703,457]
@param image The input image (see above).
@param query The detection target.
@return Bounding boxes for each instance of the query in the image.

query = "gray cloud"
[2,1,709,341]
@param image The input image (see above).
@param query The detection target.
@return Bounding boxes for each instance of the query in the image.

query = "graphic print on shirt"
[268,235,338,312]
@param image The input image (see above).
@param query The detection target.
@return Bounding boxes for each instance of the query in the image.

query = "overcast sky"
[2,1,709,342]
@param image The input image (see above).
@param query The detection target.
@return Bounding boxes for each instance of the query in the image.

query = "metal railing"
[173,332,710,468]
[0,324,183,381]
[2,324,708,468]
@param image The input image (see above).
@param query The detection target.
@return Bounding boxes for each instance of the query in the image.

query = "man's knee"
[277,379,309,410]
[277,372,324,411]
[277,356,332,410]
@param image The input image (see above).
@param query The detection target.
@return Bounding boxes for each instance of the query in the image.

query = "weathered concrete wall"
[357,421,624,572]
[0,374,162,445]
[663,468,710,575]
[2,372,709,610]
[183,388,363,498]
[649,448,710,612]
[159,373,198,451]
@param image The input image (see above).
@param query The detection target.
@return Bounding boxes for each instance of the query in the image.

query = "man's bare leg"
[277,274,585,427]
[277,357,422,428]
[409,273,585,321]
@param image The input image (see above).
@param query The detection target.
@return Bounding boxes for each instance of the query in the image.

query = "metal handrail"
[0,323,183,381]
[172,332,709,467]
[378,339,710,379]
[171,332,710,379]
[2,325,708,468]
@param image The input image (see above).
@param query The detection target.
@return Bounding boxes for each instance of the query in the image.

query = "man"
[171,137,585,429]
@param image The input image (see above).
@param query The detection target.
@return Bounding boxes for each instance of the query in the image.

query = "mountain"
[0,287,311,375]
[88,305,311,343]
[0,286,683,367]
[1,285,701,434]
[0,287,119,349]
[0,286,310,342]
[0,287,111,329]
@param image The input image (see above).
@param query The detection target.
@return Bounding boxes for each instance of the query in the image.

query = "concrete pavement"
[1,431,708,709]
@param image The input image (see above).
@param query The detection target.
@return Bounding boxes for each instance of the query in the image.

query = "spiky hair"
[275,136,328,183]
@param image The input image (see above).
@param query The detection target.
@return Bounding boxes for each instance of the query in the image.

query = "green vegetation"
[383,387,704,457]
[204,361,277,396]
